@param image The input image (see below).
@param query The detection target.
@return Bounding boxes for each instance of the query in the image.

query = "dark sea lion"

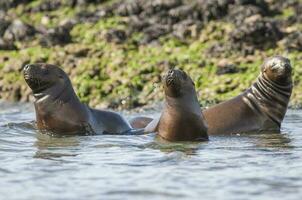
[203,56,293,135]
[23,63,134,135]
[143,69,208,141]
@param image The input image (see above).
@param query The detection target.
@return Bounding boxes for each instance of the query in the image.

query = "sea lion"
[23,63,135,135]
[143,69,208,141]
[203,56,293,135]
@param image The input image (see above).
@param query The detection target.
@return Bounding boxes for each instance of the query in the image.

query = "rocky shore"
[1,0,302,109]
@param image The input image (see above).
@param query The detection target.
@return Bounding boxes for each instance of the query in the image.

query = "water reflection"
[235,130,293,150]
[252,131,293,149]
[34,132,79,160]
[146,136,207,155]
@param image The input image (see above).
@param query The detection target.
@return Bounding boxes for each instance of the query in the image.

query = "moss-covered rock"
[1,0,302,109]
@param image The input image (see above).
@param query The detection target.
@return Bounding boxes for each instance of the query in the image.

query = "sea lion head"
[261,56,292,85]
[162,69,195,98]
[23,63,69,95]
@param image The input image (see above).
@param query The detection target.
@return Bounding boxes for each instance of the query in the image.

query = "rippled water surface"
[1,101,302,200]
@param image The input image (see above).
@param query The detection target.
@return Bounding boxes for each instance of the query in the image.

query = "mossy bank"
[1,0,302,110]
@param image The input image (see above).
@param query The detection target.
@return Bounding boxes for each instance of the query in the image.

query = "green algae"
[1,1,302,109]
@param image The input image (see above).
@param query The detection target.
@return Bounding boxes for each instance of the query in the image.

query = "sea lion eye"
[58,72,64,79]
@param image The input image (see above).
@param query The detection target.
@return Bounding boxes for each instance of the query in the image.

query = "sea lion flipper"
[144,116,160,133]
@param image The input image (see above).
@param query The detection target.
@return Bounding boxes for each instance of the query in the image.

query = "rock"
[30,0,62,12]
[229,17,283,50]
[234,0,269,12]
[172,19,202,40]
[3,59,29,73]
[227,5,264,25]
[65,46,90,57]
[141,24,171,44]
[76,9,109,23]
[39,25,72,47]
[195,0,229,22]
[0,0,33,10]
[115,0,142,16]
[59,19,77,30]
[216,59,239,75]
[128,16,150,32]
[75,0,107,5]
[104,0,230,43]
[105,29,127,44]
[0,19,10,37]
[281,31,302,51]
[3,19,36,41]
[168,4,195,21]
[0,38,16,50]
[141,0,182,16]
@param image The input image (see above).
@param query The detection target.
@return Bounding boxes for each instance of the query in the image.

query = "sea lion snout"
[23,63,47,76]
[164,69,187,84]
[23,64,30,72]
[23,63,61,93]
[270,57,291,73]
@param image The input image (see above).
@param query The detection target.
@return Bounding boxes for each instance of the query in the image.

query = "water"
[1,102,302,200]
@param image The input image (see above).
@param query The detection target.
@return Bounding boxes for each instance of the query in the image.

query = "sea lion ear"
[191,80,195,86]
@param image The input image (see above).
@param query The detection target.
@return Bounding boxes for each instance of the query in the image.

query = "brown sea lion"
[23,63,136,135]
[203,56,293,135]
[143,69,208,141]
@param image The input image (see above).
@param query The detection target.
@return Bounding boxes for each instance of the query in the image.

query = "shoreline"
[1,1,302,109]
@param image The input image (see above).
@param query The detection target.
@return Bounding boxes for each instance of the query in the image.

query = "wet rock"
[3,20,36,41]
[229,16,283,50]
[105,29,127,44]
[40,25,72,47]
